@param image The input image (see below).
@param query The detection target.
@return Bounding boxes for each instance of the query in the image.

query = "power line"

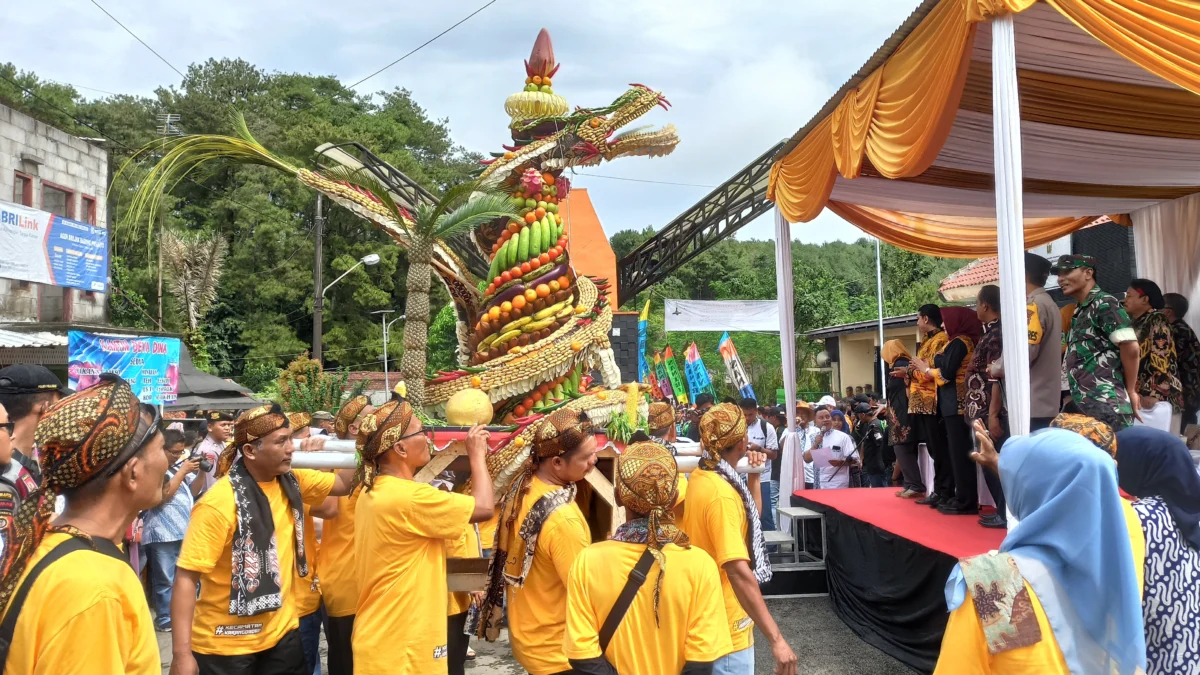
[573,172,716,189]
[348,0,501,88]
[88,0,186,79]
[47,80,120,97]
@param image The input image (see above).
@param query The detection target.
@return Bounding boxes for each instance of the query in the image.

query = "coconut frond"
[161,228,229,330]
[317,165,410,234]
[113,110,299,250]
[432,191,523,242]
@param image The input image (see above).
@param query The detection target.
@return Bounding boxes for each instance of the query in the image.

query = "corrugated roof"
[807,313,919,339]
[0,328,68,349]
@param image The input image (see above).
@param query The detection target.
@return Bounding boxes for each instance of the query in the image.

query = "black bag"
[598,548,656,653]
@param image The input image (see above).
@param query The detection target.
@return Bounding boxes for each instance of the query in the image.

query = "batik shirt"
[1064,286,1135,417]
[964,320,1003,422]
[1171,319,1200,409]
[907,328,948,415]
[1132,310,1182,410]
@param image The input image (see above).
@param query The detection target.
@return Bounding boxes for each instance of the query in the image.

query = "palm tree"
[324,168,521,405]
[160,228,227,331]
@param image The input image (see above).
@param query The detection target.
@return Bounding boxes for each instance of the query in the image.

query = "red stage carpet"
[795,487,1005,559]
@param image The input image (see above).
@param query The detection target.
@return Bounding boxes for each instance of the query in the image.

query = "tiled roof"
[345,371,391,391]
[939,257,998,293]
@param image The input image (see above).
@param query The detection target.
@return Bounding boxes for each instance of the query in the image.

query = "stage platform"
[790,488,1006,674]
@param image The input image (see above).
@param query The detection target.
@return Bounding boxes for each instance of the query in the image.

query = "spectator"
[793,401,819,491]
[1125,278,1182,432]
[844,386,855,399]
[286,412,331,675]
[1055,254,1141,430]
[965,285,1006,528]
[1163,292,1200,432]
[684,393,715,442]
[0,364,71,484]
[141,426,203,631]
[311,410,335,435]
[741,397,779,533]
[864,383,873,396]
[854,386,864,396]
[853,403,888,487]
[882,341,923,498]
[0,402,37,540]
[194,410,234,493]
[804,409,856,489]
[905,304,954,508]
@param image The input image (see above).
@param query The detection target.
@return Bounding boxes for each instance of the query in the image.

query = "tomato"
[519,262,532,275]
[558,236,568,247]
[508,222,522,233]
[548,247,561,261]
[501,271,512,283]
[514,405,526,417]
[512,294,527,310]
[510,266,522,277]
[491,243,499,254]
[531,391,543,403]
[536,284,551,298]
[534,207,546,219]
[538,252,551,265]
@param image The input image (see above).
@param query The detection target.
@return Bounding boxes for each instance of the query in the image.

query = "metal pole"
[312,194,324,364]
[875,237,887,390]
[381,312,390,393]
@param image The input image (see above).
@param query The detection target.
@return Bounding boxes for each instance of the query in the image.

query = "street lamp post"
[313,252,380,364]
[372,310,405,392]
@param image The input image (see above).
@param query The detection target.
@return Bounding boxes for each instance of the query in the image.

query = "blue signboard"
[0,200,109,292]
[68,332,181,404]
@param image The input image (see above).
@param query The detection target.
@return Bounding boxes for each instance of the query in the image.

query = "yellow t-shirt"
[506,477,592,675]
[447,521,481,616]
[3,532,159,675]
[679,468,753,652]
[177,469,335,655]
[673,474,688,522]
[478,511,498,551]
[294,506,321,617]
[319,493,358,618]
[352,475,474,675]
[565,540,732,674]
[934,499,1147,674]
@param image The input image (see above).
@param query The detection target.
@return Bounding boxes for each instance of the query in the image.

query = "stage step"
[763,506,829,597]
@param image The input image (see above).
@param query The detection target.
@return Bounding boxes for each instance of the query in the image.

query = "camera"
[187,448,213,474]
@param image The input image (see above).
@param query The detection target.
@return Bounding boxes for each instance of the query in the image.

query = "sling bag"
[0,536,124,668]
[598,548,656,653]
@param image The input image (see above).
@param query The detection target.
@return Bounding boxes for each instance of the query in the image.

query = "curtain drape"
[1132,193,1200,328]
[775,208,802,531]
[826,201,1104,257]
[769,0,1200,225]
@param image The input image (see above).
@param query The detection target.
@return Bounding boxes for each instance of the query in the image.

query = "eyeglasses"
[0,422,13,437]
[398,428,433,443]
[106,403,162,477]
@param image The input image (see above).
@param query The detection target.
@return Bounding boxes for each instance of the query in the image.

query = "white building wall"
[0,102,109,324]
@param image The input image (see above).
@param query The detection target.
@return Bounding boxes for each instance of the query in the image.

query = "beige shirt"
[991,287,1063,419]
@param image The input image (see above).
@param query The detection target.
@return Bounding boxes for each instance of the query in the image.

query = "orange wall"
[560,188,616,301]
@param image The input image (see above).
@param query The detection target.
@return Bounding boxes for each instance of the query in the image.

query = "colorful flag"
[684,341,716,400]
[638,300,651,382]
[654,351,674,402]
[663,345,689,405]
[717,332,756,400]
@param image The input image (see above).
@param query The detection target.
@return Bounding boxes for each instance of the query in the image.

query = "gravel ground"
[157,597,913,674]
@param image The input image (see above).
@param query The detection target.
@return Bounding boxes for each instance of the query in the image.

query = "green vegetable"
[518,225,531,262]
[508,231,520,269]
[530,218,542,256]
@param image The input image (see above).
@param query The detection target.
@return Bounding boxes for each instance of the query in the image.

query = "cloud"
[14,0,918,247]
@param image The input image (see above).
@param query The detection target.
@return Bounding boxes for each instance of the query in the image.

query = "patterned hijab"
[613,441,689,624]
[697,403,771,584]
[355,399,416,493]
[0,374,150,613]
[1051,413,1117,459]
[334,395,370,439]
[648,402,675,433]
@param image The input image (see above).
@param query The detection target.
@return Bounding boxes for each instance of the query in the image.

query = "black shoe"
[938,501,980,515]
[980,517,1008,529]
[978,514,1001,525]
[915,494,940,506]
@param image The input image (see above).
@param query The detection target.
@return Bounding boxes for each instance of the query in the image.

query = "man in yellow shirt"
[436,474,483,675]
[170,403,357,675]
[318,395,372,675]
[351,398,494,675]
[478,409,599,675]
[647,402,690,519]
[0,373,168,675]
[566,440,731,674]
[681,403,797,675]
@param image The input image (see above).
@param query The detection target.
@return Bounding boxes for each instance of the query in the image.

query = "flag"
[637,300,651,382]
[663,345,689,405]
[717,332,756,400]
[684,341,716,400]
[654,351,674,402]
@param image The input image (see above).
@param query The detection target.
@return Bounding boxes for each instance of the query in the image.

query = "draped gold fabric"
[825,201,1103,257]
[769,0,1200,228]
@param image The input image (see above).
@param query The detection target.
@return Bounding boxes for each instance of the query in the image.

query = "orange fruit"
[557,276,570,288]
[532,75,542,85]
[571,341,583,352]
[488,307,501,320]
[470,376,482,388]
[535,207,546,219]
[500,301,513,313]
[508,222,521,233]
[524,289,538,302]
[542,173,555,185]
[549,280,561,293]
[512,295,527,310]
[543,77,552,87]
[536,284,551,298]
[503,151,515,159]
[524,212,536,224]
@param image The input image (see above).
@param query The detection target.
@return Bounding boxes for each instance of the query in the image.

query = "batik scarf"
[698,403,772,584]
[225,404,308,617]
[611,441,690,624]
[964,319,1003,422]
[1051,413,1117,459]
[479,408,592,641]
[0,374,146,614]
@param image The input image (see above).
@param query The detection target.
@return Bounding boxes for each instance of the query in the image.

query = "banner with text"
[663,346,689,405]
[0,200,108,292]
[68,331,181,404]
[684,342,716,401]
[717,332,756,401]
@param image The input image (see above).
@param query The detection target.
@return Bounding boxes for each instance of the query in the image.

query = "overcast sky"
[10,0,919,244]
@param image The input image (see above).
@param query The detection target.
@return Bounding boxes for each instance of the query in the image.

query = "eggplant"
[525,264,570,293]
[483,284,527,313]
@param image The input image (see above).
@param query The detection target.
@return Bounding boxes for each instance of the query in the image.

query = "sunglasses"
[105,403,162,478]
[0,422,13,437]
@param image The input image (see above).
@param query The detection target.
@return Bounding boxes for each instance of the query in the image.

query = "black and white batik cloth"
[227,459,308,617]
[1132,496,1200,675]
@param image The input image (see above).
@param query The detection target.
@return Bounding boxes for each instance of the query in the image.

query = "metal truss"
[616,141,784,307]
[313,142,491,279]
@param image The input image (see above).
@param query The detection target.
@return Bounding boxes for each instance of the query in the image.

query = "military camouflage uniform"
[1064,286,1136,429]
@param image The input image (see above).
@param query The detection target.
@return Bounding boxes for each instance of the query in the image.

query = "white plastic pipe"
[289,447,764,474]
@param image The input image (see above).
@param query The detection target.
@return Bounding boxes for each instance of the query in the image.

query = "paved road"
[157,597,914,674]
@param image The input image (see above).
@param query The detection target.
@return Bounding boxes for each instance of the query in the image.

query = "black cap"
[0,364,71,396]
[853,394,870,404]
[204,410,235,422]
[853,402,873,415]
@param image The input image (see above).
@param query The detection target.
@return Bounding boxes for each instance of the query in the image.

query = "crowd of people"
[0,248,1195,675]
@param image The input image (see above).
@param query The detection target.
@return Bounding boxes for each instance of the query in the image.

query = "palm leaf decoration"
[160,228,228,331]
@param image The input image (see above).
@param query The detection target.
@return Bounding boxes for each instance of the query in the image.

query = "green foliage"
[275,354,365,413]
[426,304,460,375]
[237,360,281,395]
[621,235,963,397]
[0,59,481,380]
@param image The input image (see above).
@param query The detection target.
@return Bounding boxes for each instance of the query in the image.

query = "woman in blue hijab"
[934,429,1146,675]
[1115,426,1200,675]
